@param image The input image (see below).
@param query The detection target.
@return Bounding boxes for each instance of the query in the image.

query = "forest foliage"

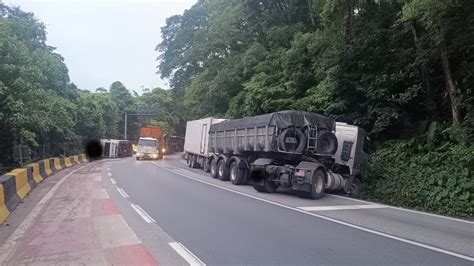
[0,4,175,170]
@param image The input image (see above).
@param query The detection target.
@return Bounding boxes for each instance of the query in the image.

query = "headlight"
[161,148,166,153]
[136,153,142,156]
[151,153,158,158]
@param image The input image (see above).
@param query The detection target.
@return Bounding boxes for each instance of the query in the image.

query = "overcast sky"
[5,0,196,94]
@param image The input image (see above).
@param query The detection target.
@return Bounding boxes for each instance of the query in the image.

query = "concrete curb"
[0,154,89,224]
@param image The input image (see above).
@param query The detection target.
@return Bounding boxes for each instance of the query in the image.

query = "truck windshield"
[138,139,156,147]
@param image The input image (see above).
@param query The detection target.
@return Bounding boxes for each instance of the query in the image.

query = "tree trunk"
[410,22,437,117]
[307,0,315,26]
[440,42,462,124]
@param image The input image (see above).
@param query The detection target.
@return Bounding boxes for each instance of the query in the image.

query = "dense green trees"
[0,4,170,170]
[158,0,473,135]
[157,0,473,215]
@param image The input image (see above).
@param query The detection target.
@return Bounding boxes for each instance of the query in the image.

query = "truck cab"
[136,137,160,160]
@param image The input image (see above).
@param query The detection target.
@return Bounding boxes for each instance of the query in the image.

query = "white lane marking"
[153,162,474,262]
[169,242,206,266]
[130,204,156,223]
[0,164,92,262]
[117,187,129,198]
[299,204,385,211]
[107,167,111,172]
[110,178,117,185]
[107,172,112,177]
[328,194,474,225]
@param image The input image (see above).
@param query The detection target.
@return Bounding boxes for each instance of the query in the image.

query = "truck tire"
[301,169,325,199]
[203,158,211,172]
[229,161,247,185]
[210,159,218,178]
[190,155,197,168]
[217,159,230,181]
[316,131,338,155]
[278,127,307,153]
[186,154,191,167]
[252,178,278,193]
[344,176,361,196]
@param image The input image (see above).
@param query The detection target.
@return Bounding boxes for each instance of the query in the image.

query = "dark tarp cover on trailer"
[209,110,335,132]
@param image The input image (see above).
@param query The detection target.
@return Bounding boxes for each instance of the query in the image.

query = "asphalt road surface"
[109,155,473,265]
[1,155,473,265]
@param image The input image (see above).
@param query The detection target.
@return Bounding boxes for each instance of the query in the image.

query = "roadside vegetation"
[1,1,472,216]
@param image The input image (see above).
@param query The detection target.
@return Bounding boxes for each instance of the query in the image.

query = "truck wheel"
[301,169,325,199]
[229,161,246,185]
[252,178,278,193]
[190,155,197,168]
[210,159,219,178]
[344,177,362,196]
[217,159,230,181]
[187,154,191,167]
[203,158,211,173]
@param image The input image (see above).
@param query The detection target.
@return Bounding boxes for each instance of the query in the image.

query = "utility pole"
[124,113,128,140]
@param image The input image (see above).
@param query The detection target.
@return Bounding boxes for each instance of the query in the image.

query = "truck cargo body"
[184,117,226,170]
[100,139,132,158]
[163,135,185,154]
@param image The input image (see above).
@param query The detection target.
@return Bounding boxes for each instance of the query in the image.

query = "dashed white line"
[130,204,156,223]
[110,178,117,185]
[169,242,206,266]
[299,204,385,211]
[107,172,112,177]
[117,187,129,198]
[153,162,474,262]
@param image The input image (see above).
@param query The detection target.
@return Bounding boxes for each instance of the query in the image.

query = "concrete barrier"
[71,155,81,165]
[0,154,87,224]
[64,157,73,168]
[53,158,62,172]
[80,154,88,163]
[26,163,43,184]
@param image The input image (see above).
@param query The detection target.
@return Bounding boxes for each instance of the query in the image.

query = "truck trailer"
[184,117,226,170]
[100,139,132,158]
[184,111,368,198]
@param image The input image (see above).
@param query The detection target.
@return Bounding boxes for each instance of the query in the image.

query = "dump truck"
[185,111,336,199]
[136,125,164,160]
[184,111,369,198]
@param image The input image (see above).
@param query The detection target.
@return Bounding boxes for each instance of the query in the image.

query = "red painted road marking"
[104,243,159,265]
[91,199,120,216]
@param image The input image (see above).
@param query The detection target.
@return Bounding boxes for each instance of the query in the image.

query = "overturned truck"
[201,110,344,199]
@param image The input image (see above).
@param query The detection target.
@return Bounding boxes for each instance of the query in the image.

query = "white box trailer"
[184,117,226,170]
[100,139,120,158]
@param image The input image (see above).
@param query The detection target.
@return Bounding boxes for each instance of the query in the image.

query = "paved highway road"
[107,155,473,265]
[1,155,473,265]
